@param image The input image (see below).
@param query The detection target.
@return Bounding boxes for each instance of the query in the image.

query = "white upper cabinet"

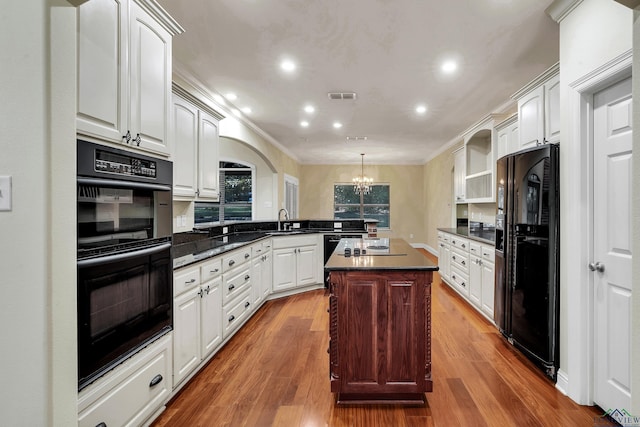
[453,147,466,204]
[495,114,519,160]
[77,0,183,156]
[172,88,224,201]
[514,63,560,150]
[462,114,505,203]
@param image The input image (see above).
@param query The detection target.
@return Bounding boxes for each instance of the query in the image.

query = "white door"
[593,76,632,413]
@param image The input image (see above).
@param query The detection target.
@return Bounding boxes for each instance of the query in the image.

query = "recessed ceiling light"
[226,92,238,101]
[415,104,427,114]
[300,120,309,127]
[441,60,458,74]
[280,59,296,72]
[304,105,315,114]
[241,107,252,114]
[333,122,343,129]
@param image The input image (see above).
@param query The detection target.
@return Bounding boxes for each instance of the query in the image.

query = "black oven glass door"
[77,178,172,253]
[77,242,172,390]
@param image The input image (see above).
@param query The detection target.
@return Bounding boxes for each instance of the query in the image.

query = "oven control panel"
[95,148,157,178]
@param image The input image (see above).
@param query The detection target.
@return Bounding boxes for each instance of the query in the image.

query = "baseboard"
[411,242,438,256]
[555,369,569,395]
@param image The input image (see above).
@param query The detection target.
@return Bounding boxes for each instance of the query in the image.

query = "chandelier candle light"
[353,153,373,195]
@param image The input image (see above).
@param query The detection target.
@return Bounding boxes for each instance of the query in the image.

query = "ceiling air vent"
[346,136,368,141]
[328,92,357,100]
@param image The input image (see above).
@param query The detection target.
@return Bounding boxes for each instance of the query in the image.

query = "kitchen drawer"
[272,234,319,249]
[78,333,172,427]
[222,265,251,305]
[174,266,201,296]
[251,239,272,258]
[469,242,481,258]
[200,258,222,282]
[450,236,469,251]
[481,245,495,262]
[222,288,252,338]
[450,247,469,273]
[441,233,452,244]
[222,247,252,272]
[449,267,469,295]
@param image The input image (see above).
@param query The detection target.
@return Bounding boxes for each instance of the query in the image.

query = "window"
[334,184,390,228]
[195,161,253,225]
[284,174,299,219]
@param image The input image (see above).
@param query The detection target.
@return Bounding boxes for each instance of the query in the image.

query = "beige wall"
[423,143,462,251]
[299,164,425,244]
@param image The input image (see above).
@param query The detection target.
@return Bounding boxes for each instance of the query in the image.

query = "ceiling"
[157,0,559,165]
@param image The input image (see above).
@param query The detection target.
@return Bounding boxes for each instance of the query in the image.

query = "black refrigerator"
[494,143,560,381]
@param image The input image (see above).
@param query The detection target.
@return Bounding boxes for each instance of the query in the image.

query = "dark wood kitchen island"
[325,238,438,404]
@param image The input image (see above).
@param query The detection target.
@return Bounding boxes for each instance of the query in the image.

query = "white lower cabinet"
[173,258,222,387]
[437,232,451,282]
[251,239,273,307]
[272,234,321,292]
[439,231,495,322]
[78,333,172,427]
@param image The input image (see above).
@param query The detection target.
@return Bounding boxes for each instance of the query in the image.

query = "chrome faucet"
[277,208,290,231]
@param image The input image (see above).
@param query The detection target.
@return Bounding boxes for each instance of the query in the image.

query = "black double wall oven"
[77,140,173,390]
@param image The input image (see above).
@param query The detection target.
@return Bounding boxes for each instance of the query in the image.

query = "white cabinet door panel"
[198,110,220,199]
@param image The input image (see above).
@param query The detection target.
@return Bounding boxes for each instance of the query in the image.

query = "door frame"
[562,50,632,404]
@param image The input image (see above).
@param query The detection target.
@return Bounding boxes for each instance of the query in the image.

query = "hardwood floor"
[153,250,604,427]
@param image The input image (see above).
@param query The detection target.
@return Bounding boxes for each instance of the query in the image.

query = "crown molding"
[511,62,560,100]
[545,0,584,23]
[133,0,185,35]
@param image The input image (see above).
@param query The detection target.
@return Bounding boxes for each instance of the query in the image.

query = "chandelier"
[353,153,373,195]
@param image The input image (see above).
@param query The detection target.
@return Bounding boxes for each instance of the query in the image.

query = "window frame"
[333,183,390,229]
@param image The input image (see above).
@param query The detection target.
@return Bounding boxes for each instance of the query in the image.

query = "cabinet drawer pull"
[228,260,235,266]
[461,282,466,287]
[149,374,163,388]
[452,255,456,261]
[122,130,131,144]
[461,260,466,265]
[133,133,141,146]
[244,301,250,309]
[244,253,250,259]
[462,243,466,248]
[186,278,196,284]
[452,239,456,244]
[96,423,107,427]
[255,249,262,254]
[228,284,235,291]
[228,315,235,322]
[211,268,219,273]
[244,274,250,281]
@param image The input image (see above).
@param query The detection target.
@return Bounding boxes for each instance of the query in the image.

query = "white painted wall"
[554,0,633,406]
[0,0,77,425]
[220,136,277,221]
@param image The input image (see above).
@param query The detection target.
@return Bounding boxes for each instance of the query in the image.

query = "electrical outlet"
[292,222,301,229]
[410,234,414,239]
[223,227,229,234]
[333,222,342,229]
[0,176,12,211]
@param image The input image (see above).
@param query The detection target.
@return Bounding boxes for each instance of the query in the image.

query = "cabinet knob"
[244,274,250,281]
[96,423,107,427]
[197,289,204,298]
[229,260,235,266]
[461,243,466,248]
[228,315,235,323]
[228,284,235,291]
[244,301,250,309]
[245,253,250,259]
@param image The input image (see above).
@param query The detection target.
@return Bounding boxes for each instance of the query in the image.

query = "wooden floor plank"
[152,250,603,427]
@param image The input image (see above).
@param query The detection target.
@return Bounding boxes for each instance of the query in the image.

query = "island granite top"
[324,238,439,271]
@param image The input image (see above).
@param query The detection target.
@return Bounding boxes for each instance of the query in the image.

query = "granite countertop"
[438,227,495,245]
[173,228,367,270]
[324,238,438,271]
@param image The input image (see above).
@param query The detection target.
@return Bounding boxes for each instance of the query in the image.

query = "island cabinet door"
[332,271,431,395]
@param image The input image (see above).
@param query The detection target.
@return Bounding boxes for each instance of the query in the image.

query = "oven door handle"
[77,177,171,192]
[78,243,172,268]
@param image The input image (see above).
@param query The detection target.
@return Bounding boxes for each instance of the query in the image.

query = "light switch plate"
[0,176,12,211]
[333,222,342,229]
